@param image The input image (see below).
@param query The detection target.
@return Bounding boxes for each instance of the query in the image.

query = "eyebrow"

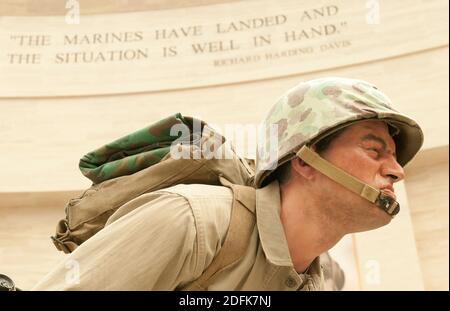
[361,134,396,157]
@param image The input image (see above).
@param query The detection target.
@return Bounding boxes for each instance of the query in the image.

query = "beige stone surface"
[0,0,240,16]
[405,147,449,291]
[1,46,447,192]
[0,191,78,289]
[0,0,447,97]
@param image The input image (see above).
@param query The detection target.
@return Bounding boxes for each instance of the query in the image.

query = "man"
[32,77,423,290]
[270,119,403,273]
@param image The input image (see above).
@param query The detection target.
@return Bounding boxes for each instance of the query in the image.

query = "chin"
[351,203,393,233]
[367,204,393,230]
[378,209,393,226]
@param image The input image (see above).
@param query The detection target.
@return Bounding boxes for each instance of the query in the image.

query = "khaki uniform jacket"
[32,181,324,291]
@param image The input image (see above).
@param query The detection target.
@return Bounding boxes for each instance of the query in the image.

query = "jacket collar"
[255,180,323,287]
[256,180,294,267]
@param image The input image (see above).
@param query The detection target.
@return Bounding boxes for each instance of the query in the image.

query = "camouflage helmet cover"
[255,77,424,187]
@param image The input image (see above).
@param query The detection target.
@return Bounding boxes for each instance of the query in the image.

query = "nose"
[381,156,405,182]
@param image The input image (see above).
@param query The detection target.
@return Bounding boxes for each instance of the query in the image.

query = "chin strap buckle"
[375,191,400,217]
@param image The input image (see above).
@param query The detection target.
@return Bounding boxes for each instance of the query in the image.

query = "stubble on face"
[312,121,398,233]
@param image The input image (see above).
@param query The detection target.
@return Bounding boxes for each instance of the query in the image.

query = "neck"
[279,182,344,274]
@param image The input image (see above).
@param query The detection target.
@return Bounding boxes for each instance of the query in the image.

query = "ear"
[291,157,316,180]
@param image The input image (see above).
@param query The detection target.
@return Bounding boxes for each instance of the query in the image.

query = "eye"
[367,147,380,158]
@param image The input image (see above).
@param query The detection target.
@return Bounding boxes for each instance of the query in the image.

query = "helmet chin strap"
[296,145,400,217]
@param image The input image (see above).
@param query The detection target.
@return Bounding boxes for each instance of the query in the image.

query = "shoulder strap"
[182,177,256,290]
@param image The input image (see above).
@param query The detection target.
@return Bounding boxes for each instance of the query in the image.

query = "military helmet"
[255,77,424,188]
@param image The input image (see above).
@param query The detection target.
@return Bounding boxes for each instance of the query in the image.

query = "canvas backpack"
[51,113,257,290]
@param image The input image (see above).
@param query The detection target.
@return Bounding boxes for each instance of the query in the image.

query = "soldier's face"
[315,120,405,232]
